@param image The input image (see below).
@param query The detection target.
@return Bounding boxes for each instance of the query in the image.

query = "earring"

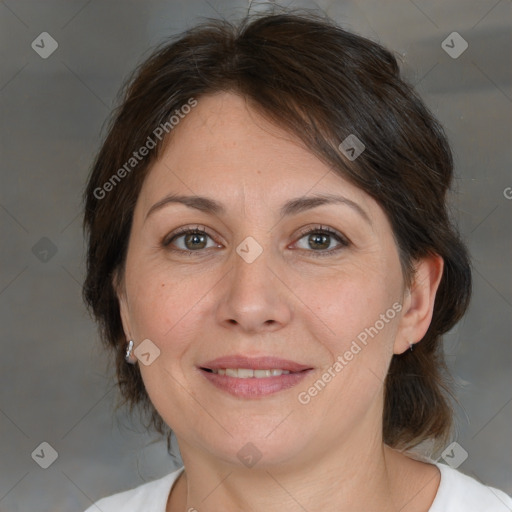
[410,342,415,352]
[125,340,137,364]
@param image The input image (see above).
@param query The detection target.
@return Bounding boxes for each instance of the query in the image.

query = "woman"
[82,11,512,512]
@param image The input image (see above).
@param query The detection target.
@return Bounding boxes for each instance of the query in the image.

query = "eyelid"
[162,223,350,255]
[294,224,349,245]
[163,224,217,246]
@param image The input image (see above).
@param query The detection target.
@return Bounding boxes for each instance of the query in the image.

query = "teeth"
[212,368,291,378]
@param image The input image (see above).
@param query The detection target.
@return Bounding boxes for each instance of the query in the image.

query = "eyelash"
[162,224,350,258]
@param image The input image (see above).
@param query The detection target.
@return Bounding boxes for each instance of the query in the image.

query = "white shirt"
[84,462,512,511]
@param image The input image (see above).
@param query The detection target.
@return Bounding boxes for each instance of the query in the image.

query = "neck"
[169,434,426,511]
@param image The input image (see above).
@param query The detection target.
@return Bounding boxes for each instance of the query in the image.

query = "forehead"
[136,91,376,219]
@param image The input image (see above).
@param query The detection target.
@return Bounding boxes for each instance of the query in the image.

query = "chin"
[209,430,309,469]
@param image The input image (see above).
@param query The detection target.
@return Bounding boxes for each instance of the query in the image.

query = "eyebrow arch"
[145,192,371,225]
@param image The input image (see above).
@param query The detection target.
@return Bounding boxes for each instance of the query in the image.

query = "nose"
[214,243,292,334]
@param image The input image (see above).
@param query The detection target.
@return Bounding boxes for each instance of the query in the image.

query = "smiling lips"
[210,368,291,377]
[199,355,313,398]
[201,355,312,372]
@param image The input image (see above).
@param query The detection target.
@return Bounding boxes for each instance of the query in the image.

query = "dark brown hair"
[82,10,471,452]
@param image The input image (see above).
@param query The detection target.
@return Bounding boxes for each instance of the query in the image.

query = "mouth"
[200,355,312,373]
[200,367,304,377]
[198,355,313,398]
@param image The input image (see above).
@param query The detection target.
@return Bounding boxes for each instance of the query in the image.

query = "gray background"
[0,0,511,510]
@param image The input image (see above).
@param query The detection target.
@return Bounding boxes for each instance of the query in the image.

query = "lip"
[199,368,313,398]
[198,355,314,399]
[200,355,312,373]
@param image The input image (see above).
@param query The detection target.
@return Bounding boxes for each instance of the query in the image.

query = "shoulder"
[83,466,184,512]
[429,462,512,512]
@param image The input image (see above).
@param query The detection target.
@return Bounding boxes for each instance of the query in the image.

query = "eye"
[163,225,220,254]
[293,225,349,257]
[162,224,350,257]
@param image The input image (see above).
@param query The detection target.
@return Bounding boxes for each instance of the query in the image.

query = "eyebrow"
[145,192,371,225]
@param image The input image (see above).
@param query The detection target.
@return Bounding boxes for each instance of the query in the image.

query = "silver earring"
[125,340,137,364]
[410,342,415,352]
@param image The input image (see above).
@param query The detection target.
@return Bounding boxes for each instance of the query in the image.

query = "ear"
[394,254,444,355]
[113,268,133,342]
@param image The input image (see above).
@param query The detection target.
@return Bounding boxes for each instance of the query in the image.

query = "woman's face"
[117,92,421,469]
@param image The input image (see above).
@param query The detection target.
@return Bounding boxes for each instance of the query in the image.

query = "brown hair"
[82,10,471,452]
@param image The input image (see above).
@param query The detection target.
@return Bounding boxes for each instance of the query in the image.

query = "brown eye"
[163,227,219,253]
[294,226,349,257]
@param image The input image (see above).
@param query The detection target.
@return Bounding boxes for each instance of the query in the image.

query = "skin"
[116,92,444,511]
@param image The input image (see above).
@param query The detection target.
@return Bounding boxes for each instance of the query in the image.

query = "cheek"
[301,276,401,419]
[301,260,403,395]
[303,260,401,336]
[319,283,399,368]
[124,258,218,348]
